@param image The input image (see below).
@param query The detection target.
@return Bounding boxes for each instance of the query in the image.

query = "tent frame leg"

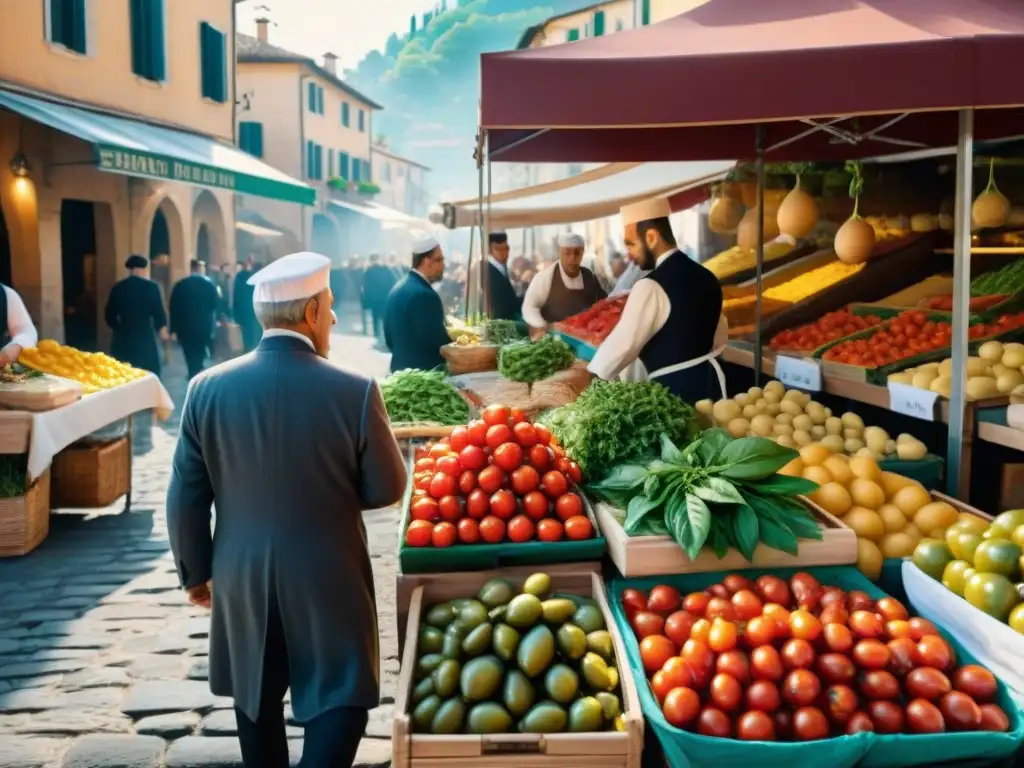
[753,127,765,386]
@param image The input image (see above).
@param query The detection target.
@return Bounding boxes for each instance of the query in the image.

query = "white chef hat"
[557,232,585,248]
[412,234,439,256]
[620,197,672,226]
[248,252,332,303]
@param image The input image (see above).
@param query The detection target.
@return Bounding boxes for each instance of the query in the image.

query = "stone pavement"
[0,328,399,767]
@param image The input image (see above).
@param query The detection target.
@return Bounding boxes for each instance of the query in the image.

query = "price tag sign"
[887,382,939,422]
[775,356,822,392]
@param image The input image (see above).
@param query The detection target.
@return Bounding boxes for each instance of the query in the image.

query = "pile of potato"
[889,340,1024,400]
[696,381,929,460]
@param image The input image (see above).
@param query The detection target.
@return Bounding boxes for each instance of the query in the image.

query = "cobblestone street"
[0,325,399,767]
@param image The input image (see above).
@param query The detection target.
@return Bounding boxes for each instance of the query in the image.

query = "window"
[307,82,324,114]
[397,165,405,178]
[130,0,166,81]
[306,141,323,180]
[238,122,263,158]
[615,19,625,32]
[357,109,365,132]
[641,0,651,25]
[364,157,371,182]
[199,22,227,102]
[328,148,334,177]
[382,163,391,183]
[566,28,579,42]
[47,0,88,54]
[593,10,605,37]
[339,152,350,180]
[341,102,350,127]
[352,158,361,182]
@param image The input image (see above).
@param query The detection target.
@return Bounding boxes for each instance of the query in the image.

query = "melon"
[708,195,744,234]
[972,158,1010,230]
[737,207,780,249]
[777,184,820,239]
[834,216,876,264]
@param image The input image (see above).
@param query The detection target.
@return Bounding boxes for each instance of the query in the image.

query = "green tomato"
[963,572,1018,622]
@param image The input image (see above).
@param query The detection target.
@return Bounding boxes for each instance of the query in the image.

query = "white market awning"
[329,199,435,230]
[235,220,284,238]
[434,161,734,229]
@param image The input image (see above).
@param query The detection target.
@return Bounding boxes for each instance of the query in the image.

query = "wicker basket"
[439,343,499,375]
[51,437,130,508]
[0,471,50,557]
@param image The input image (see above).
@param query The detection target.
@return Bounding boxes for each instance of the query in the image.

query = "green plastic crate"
[879,454,945,491]
[554,331,597,362]
[397,460,607,574]
[607,565,1024,768]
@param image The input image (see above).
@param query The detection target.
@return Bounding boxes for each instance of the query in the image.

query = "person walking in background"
[167,252,406,767]
[384,236,451,372]
[105,255,168,376]
[361,254,395,342]
[169,260,221,380]
[233,259,262,352]
[214,264,233,319]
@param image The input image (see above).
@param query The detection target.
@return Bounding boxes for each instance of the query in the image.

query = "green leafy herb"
[498,334,575,385]
[380,369,470,426]
[587,429,822,562]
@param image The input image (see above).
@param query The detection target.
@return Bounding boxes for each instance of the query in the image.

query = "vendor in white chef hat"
[585,197,729,402]
[521,231,607,339]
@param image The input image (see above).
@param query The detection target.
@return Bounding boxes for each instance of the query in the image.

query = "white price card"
[774,356,822,392]
[887,381,939,422]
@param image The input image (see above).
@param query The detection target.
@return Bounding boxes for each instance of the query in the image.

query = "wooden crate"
[595,497,857,577]
[51,438,130,508]
[932,490,993,521]
[395,562,601,657]
[392,570,643,768]
[0,471,50,557]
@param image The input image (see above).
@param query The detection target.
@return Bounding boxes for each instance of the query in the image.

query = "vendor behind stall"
[0,282,38,366]
[522,232,607,339]
[586,197,727,402]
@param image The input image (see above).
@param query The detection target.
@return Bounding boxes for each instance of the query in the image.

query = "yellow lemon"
[823,455,854,485]
[856,538,884,580]
[880,532,916,559]
[850,478,886,510]
[892,485,931,517]
[844,507,886,542]
[803,465,834,486]
[849,455,882,482]
[813,483,853,517]
[878,504,907,533]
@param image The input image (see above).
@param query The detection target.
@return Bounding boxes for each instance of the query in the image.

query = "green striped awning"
[0,89,314,205]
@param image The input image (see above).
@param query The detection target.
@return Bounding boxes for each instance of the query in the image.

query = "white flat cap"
[557,232,585,248]
[248,252,331,303]
[621,197,672,226]
[412,234,439,255]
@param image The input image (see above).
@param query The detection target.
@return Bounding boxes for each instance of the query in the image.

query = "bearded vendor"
[585,197,729,402]
[521,232,606,339]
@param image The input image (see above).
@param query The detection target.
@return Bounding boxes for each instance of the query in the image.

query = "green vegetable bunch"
[587,429,822,562]
[483,319,523,345]
[498,334,575,385]
[972,260,1024,297]
[540,380,699,482]
[380,369,470,426]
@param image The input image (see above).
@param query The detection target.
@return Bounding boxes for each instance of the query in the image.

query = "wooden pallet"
[392,570,643,768]
[595,497,857,577]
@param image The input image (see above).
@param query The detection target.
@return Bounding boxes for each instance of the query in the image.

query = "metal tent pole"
[482,132,492,319]
[463,226,475,321]
[753,127,766,386]
[946,108,975,498]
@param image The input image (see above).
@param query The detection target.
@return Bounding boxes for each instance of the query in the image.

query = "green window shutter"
[567,28,579,42]
[593,10,605,36]
[352,159,361,182]
[340,152,350,179]
[239,122,263,157]
[307,82,315,111]
[254,124,263,157]
[318,87,325,115]
[328,149,334,177]
[365,157,372,182]
[358,109,365,132]
[315,144,323,179]
[341,102,350,127]
[306,140,313,178]
[200,22,227,102]
[51,0,88,54]
[130,0,166,81]
[641,0,651,25]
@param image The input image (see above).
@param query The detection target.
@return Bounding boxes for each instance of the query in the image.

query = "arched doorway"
[191,190,226,269]
[147,197,184,303]
[61,199,108,351]
[0,205,11,287]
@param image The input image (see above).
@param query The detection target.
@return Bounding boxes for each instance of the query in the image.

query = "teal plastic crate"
[607,565,1024,768]
[397,462,606,574]
[879,454,945,491]
[554,331,597,362]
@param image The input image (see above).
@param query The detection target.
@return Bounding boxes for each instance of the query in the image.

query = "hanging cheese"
[972,158,1010,229]
[737,206,780,250]
[708,195,744,234]
[776,182,819,239]
[835,217,876,265]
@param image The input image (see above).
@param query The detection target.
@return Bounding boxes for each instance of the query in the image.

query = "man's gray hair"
[254,297,310,329]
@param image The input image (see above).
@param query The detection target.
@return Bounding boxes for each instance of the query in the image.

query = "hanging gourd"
[834,161,876,265]
[972,158,1010,230]
[737,206,780,250]
[777,164,820,239]
[708,184,744,234]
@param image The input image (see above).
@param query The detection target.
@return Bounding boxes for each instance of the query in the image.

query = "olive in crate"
[410,572,625,735]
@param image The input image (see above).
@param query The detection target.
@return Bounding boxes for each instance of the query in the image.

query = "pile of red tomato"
[622,571,1012,742]
[822,311,954,368]
[967,311,1024,340]
[557,296,627,345]
[769,310,884,353]
[405,404,594,549]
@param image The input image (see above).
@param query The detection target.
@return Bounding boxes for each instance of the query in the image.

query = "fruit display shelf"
[392,569,643,768]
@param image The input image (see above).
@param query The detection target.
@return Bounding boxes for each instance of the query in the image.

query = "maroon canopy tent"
[480,0,1024,162]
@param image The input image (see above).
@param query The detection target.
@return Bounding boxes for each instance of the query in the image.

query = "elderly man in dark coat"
[383,235,451,372]
[104,255,168,375]
[169,259,221,379]
[166,251,407,767]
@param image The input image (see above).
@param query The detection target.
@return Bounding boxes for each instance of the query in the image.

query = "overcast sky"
[237,0,436,69]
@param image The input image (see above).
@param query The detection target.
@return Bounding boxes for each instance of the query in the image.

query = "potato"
[992,363,1011,378]
[713,399,742,424]
[764,402,781,416]
[775,434,797,448]
[792,414,813,433]
[825,417,843,436]
[750,414,775,437]
[727,418,750,438]
[966,376,999,400]
[997,370,1024,394]
[773,423,794,437]
[734,393,749,406]
[938,358,953,376]
[897,433,917,444]
[810,425,827,439]
[930,375,952,397]
[888,372,914,385]
[762,390,782,405]
[843,428,862,440]
[806,406,827,426]
[1002,342,1024,369]
[966,357,991,377]
[748,386,764,399]
[820,434,846,454]
[884,439,898,455]
[896,438,928,460]
[979,340,1004,363]
[780,399,803,417]
[775,412,793,427]
[841,412,864,430]
[792,429,813,446]
[911,370,938,390]
[863,426,889,454]
[695,399,714,416]
[844,438,865,454]
[742,404,759,419]
[764,380,785,398]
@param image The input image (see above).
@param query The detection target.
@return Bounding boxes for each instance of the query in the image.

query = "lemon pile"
[18,339,147,395]
[780,443,972,580]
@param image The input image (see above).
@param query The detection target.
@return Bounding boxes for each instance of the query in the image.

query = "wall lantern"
[9,151,31,178]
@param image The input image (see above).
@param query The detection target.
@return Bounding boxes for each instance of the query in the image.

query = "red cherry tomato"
[489,489,517,520]
[438,495,464,522]
[431,522,457,548]
[485,424,513,450]
[492,442,524,472]
[482,404,511,426]
[554,492,583,521]
[510,465,541,495]
[405,520,433,547]
[512,421,538,447]
[456,518,480,544]
[542,470,569,500]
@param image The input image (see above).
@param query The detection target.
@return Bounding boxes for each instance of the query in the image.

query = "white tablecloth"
[27,374,174,480]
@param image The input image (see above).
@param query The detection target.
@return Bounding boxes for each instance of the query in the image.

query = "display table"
[0,374,174,498]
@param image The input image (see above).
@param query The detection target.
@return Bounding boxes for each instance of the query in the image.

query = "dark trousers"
[235,608,368,767]
[180,339,208,380]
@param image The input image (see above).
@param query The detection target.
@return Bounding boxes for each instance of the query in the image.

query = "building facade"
[235,20,382,265]
[0,0,310,347]
[370,143,431,219]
